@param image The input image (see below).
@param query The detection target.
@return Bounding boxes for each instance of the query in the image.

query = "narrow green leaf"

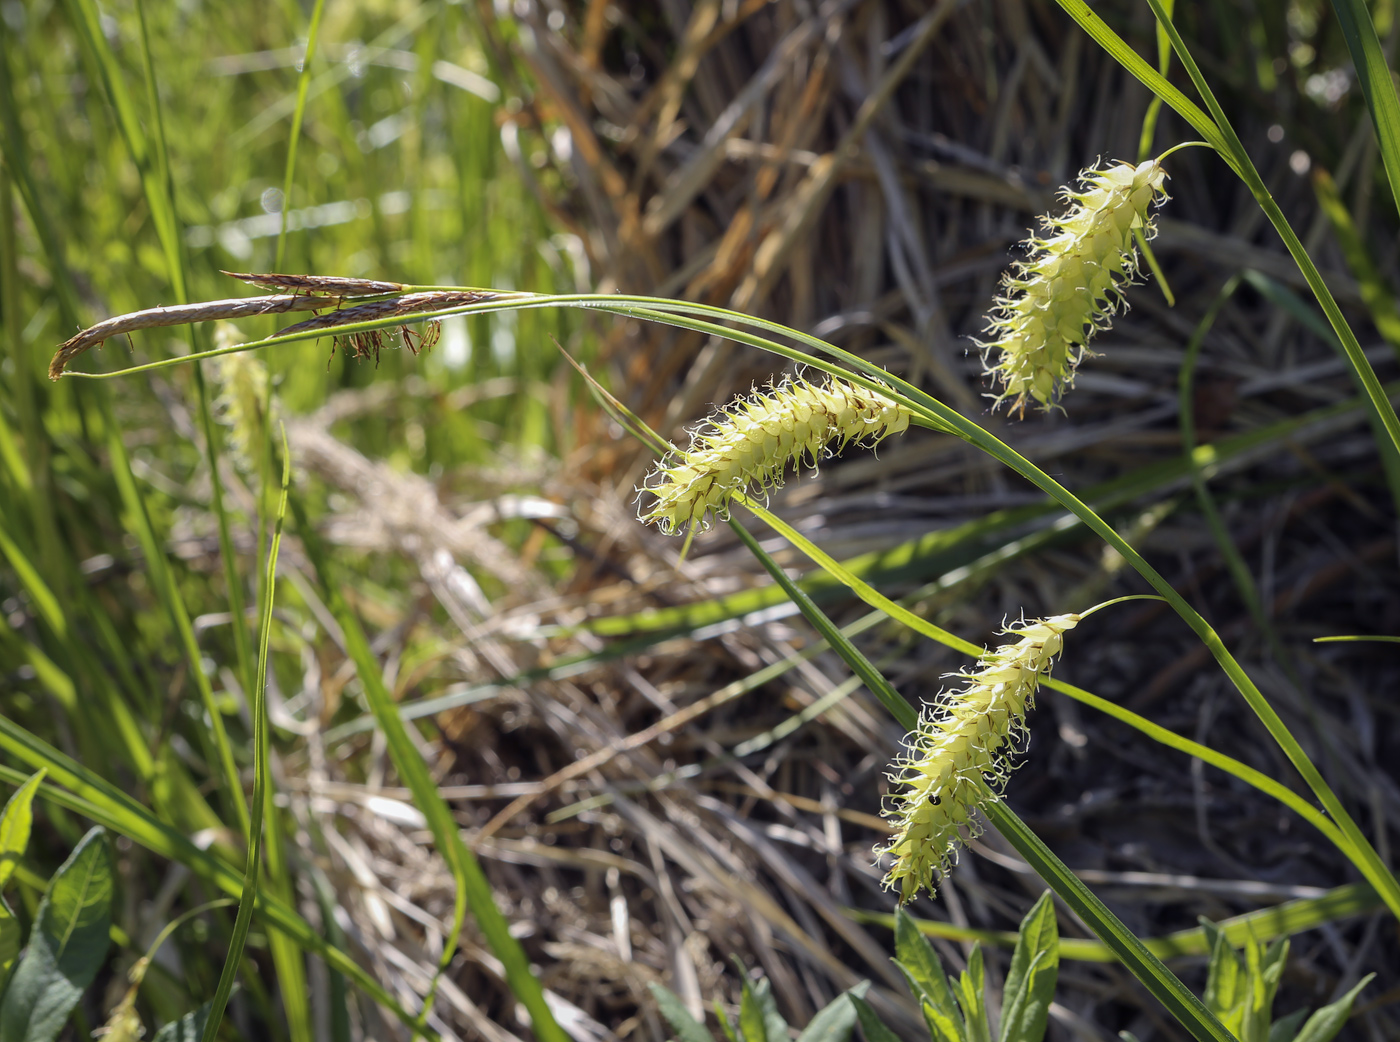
[1049,0,1225,152]
[290,492,567,1042]
[1330,0,1400,218]
[274,0,328,270]
[201,435,290,1042]
[0,741,422,1033]
[795,982,869,1042]
[1311,169,1400,355]
[0,772,44,890]
[999,892,1059,1042]
[0,827,113,1042]
[1291,975,1373,1042]
[850,995,902,1042]
[648,982,717,1042]
[151,998,215,1042]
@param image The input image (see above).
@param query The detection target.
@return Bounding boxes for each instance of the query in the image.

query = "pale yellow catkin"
[211,326,275,475]
[877,613,1080,902]
[639,376,911,534]
[979,159,1168,414]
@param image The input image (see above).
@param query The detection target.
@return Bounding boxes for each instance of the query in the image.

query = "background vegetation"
[0,0,1396,1040]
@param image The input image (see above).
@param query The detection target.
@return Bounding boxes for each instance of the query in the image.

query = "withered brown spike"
[276,291,496,338]
[48,293,336,379]
[221,270,406,296]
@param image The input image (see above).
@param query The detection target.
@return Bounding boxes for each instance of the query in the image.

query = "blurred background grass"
[2,0,1399,1040]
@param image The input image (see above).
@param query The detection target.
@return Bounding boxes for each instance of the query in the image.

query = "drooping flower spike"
[878,612,1081,902]
[638,375,911,535]
[979,158,1169,415]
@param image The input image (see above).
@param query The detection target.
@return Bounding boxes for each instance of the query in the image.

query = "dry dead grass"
[227,2,1400,1039]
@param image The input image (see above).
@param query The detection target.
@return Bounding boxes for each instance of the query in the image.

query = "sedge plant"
[25,4,1400,1041]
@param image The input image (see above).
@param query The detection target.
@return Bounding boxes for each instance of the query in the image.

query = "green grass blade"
[983,799,1236,1042]
[1330,0,1400,218]
[723,503,1234,1042]
[0,744,426,1034]
[724,508,915,731]
[288,493,568,1042]
[200,435,289,1042]
[1049,0,1226,155]
[105,413,250,835]
[740,497,1347,853]
[854,881,1381,962]
[59,287,1400,921]
[274,0,328,271]
[1134,0,1400,464]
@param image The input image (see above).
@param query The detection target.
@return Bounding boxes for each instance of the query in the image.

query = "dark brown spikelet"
[275,290,497,337]
[221,270,406,297]
[48,293,336,378]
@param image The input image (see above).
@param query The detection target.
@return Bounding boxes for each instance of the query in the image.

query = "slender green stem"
[274,0,327,272]
[66,287,1400,918]
[983,796,1236,1042]
[727,504,1235,1042]
[200,434,289,1042]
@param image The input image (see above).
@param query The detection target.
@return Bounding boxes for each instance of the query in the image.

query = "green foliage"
[1200,921,1373,1042]
[888,895,1060,1042]
[151,998,216,1042]
[649,977,869,1042]
[0,821,112,1042]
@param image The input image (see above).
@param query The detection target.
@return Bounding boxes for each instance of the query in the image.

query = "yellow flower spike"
[211,324,277,476]
[877,612,1082,902]
[978,158,1170,415]
[639,375,911,535]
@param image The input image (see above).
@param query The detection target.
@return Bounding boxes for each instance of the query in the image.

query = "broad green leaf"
[0,827,113,1042]
[736,970,786,1042]
[957,945,991,1042]
[0,772,44,890]
[716,998,740,1042]
[1330,0,1400,220]
[0,898,20,990]
[850,996,901,1042]
[1292,975,1374,1042]
[922,998,970,1042]
[1202,921,1245,1028]
[151,998,215,1042]
[649,982,716,1042]
[1269,1009,1308,1042]
[894,905,960,1026]
[795,981,869,1042]
[999,892,1059,1042]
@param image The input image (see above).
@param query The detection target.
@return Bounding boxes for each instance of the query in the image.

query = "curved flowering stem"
[723,508,1236,1042]
[1052,0,1400,463]
[741,499,1348,853]
[54,285,1400,920]
[982,796,1235,1042]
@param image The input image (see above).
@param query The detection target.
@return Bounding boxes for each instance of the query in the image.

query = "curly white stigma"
[878,613,1081,902]
[979,159,1168,414]
[639,376,911,535]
